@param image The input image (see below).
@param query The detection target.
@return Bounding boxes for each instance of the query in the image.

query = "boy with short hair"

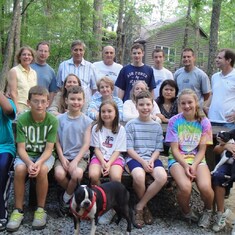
[54,86,92,216]
[115,43,156,102]
[6,86,58,232]
[125,90,167,229]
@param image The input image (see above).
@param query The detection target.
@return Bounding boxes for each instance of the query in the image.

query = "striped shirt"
[56,58,98,102]
[125,118,163,163]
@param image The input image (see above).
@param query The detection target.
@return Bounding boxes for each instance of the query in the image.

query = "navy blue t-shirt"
[115,64,156,102]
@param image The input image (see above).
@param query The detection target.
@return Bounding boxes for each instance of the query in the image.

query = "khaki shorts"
[54,157,88,172]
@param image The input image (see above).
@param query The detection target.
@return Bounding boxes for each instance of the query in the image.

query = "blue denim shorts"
[127,159,163,172]
[212,163,233,189]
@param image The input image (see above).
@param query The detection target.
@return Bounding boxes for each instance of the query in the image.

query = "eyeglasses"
[31,100,48,105]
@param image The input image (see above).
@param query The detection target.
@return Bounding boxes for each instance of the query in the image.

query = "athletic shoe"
[231,222,235,235]
[32,207,47,230]
[6,209,24,232]
[59,193,70,216]
[98,209,116,225]
[0,219,7,231]
[184,209,199,223]
[212,208,231,232]
[198,209,212,228]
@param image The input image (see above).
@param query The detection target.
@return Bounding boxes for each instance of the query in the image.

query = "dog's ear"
[74,182,81,192]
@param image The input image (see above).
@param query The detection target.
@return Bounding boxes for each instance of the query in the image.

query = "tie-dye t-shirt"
[165,113,213,167]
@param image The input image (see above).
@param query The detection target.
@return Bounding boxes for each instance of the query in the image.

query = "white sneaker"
[198,209,212,228]
[232,224,235,235]
[98,209,116,225]
[212,208,231,232]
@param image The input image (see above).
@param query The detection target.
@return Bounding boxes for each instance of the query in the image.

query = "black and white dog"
[70,181,131,235]
[211,130,235,187]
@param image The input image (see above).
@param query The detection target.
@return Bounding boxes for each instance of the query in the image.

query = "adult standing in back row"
[93,45,123,97]
[152,48,173,99]
[115,43,156,102]
[7,46,37,114]
[174,48,211,106]
[207,48,235,129]
[31,41,58,105]
[56,40,98,111]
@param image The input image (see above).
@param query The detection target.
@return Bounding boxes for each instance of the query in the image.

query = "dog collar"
[70,192,97,220]
[92,185,107,216]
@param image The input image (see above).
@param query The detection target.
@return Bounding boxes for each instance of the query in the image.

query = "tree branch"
[21,0,35,15]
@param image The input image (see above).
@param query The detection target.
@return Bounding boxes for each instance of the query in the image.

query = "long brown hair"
[178,89,205,122]
[95,100,119,134]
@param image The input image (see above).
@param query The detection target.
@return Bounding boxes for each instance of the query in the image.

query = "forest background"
[0,0,234,90]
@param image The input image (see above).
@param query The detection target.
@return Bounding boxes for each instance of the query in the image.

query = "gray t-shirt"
[31,63,57,92]
[174,66,211,105]
[57,112,92,160]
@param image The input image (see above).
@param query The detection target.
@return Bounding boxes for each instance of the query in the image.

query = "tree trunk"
[207,0,222,78]
[14,4,22,65]
[92,0,103,61]
[180,0,192,67]
[0,0,21,91]
[116,0,125,65]
[194,0,201,59]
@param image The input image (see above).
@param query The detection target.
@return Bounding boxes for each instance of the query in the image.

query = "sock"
[63,192,72,203]
[16,208,23,214]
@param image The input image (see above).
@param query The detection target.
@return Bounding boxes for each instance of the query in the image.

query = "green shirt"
[16,111,58,157]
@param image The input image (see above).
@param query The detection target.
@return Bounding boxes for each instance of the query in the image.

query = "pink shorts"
[90,156,125,168]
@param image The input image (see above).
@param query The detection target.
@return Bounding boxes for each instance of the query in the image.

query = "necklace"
[163,103,171,110]
[163,103,171,108]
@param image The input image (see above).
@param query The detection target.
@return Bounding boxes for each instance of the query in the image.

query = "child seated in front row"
[165,89,214,228]
[89,100,126,185]
[54,86,92,216]
[89,100,126,224]
[125,90,167,229]
[7,86,58,232]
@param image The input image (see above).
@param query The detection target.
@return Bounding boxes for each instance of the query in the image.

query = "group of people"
[0,38,235,234]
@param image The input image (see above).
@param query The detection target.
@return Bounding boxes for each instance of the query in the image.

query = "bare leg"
[214,185,226,212]
[136,167,167,210]
[170,164,192,214]
[54,165,69,189]
[89,164,102,185]
[109,165,123,182]
[14,165,28,210]
[66,168,84,195]
[36,165,49,208]
[196,164,214,210]
[131,167,146,209]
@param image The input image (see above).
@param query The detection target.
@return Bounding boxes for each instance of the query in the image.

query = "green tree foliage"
[177,0,235,50]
